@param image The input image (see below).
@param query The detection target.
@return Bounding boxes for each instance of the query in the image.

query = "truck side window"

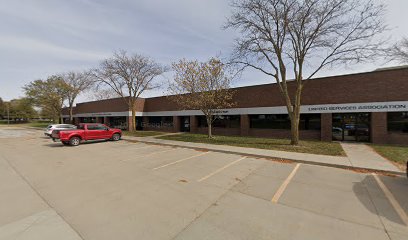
[96,124,108,130]
[87,125,98,130]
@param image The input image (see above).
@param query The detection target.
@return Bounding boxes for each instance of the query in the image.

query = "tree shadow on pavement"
[353,174,408,226]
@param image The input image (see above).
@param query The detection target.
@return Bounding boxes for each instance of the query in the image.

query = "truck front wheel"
[112,133,121,141]
[69,137,81,146]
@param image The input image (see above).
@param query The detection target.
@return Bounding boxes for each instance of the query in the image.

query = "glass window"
[214,115,240,128]
[197,115,240,128]
[96,124,108,130]
[250,114,321,130]
[109,117,127,130]
[250,114,291,129]
[81,117,97,123]
[300,114,321,130]
[86,124,106,130]
[87,125,98,130]
[148,117,162,124]
[197,116,207,127]
[388,112,408,133]
[162,116,173,127]
[146,116,173,128]
[136,117,143,130]
[163,116,173,124]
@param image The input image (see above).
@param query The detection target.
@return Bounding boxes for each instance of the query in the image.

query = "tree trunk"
[206,115,213,138]
[290,83,303,145]
[69,104,73,123]
[208,122,212,139]
[129,109,136,132]
[53,114,58,123]
[290,113,300,145]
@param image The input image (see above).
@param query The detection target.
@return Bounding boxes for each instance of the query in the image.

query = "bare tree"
[61,71,94,123]
[225,0,387,145]
[88,86,120,101]
[93,50,167,132]
[391,37,408,63]
[168,58,235,138]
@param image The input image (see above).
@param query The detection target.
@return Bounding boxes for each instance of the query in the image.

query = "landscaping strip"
[370,144,408,170]
[157,133,346,156]
[123,131,169,137]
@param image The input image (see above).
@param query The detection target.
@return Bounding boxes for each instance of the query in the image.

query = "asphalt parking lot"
[0,127,408,240]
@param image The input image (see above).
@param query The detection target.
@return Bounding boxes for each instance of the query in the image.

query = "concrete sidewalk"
[122,136,404,174]
[341,142,401,172]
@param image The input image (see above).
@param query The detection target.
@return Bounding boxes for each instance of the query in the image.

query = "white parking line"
[198,156,247,182]
[271,163,301,203]
[153,152,210,170]
[372,173,408,226]
[122,148,177,162]
[133,145,156,150]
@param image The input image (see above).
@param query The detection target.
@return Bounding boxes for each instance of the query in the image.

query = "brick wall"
[320,113,332,142]
[371,112,387,144]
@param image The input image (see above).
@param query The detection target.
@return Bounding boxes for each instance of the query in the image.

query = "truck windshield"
[77,125,85,130]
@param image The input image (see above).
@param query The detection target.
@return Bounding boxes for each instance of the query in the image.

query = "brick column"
[173,116,181,132]
[371,112,387,144]
[104,117,110,127]
[126,116,133,131]
[320,113,332,142]
[190,115,198,133]
[240,114,250,136]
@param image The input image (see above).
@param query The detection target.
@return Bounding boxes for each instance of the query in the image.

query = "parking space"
[0,129,408,240]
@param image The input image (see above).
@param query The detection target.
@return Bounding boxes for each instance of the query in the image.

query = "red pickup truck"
[51,123,122,146]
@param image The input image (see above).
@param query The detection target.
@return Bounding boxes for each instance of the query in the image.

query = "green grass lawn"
[0,121,52,128]
[371,144,408,167]
[158,133,346,156]
[123,130,169,137]
[28,122,52,128]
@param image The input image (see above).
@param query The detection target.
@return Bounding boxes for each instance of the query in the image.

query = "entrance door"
[332,113,370,142]
[180,116,190,132]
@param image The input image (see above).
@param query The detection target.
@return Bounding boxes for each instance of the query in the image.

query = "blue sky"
[0,0,407,102]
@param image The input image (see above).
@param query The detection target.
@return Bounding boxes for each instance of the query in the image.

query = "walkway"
[122,136,404,174]
[341,142,401,172]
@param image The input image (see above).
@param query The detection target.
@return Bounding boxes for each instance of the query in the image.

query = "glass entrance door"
[180,116,190,132]
[332,113,370,142]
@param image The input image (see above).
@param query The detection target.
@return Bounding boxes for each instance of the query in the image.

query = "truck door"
[86,124,106,140]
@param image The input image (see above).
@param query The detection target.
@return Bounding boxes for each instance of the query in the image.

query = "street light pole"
[6,103,10,125]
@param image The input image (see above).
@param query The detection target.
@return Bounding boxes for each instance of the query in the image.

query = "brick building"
[62,67,408,145]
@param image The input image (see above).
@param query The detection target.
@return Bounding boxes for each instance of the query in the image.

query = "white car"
[44,124,77,137]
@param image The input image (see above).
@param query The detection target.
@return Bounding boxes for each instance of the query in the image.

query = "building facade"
[62,67,408,145]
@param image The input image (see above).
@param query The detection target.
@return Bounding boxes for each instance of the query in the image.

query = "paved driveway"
[0,128,408,240]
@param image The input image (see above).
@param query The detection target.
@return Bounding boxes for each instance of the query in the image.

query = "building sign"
[304,101,408,113]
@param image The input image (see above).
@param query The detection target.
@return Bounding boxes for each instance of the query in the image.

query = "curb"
[123,137,406,177]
